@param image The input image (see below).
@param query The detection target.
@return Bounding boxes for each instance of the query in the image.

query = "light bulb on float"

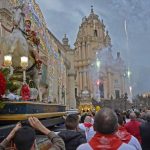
[20,56,28,83]
[20,56,30,101]
[4,55,12,67]
[20,56,28,69]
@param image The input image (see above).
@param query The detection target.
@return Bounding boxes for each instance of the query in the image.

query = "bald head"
[84,116,92,123]
[129,112,137,120]
[94,108,118,134]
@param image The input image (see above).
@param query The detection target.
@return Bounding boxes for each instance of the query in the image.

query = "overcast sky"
[36,0,150,95]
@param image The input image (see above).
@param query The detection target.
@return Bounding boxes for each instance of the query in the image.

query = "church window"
[114,79,118,84]
[58,49,61,57]
[75,88,77,97]
[115,90,120,99]
[94,30,98,37]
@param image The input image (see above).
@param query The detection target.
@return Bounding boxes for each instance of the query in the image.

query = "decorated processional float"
[0,2,66,125]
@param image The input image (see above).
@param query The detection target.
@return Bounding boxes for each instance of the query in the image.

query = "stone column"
[80,43,83,60]
[68,71,76,108]
[88,77,91,93]
[83,69,87,89]
[86,71,89,90]
[82,42,86,89]
[82,42,85,59]
[78,44,81,60]
[87,42,90,59]
[85,42,87,60]
[66,49,76,109]
[79,71,82,91]
[77,71,80,94]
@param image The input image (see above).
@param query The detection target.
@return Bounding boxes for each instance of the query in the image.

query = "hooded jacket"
[140,121,150,150]
[58,130,86,150]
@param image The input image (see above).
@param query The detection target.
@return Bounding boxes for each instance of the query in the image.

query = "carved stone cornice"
[68,69,76,77]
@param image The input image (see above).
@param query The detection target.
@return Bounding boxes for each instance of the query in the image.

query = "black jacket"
[58,130,86,150]
[140,121,150,150]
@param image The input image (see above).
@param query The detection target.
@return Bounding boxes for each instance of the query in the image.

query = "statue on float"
[0,4,41,101]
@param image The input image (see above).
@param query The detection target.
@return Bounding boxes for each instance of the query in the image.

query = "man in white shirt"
[77,108,136,150]
[79,115,95,141]
[116,113,142,150]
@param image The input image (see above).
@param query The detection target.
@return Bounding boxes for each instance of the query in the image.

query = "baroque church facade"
[73,7,127,101]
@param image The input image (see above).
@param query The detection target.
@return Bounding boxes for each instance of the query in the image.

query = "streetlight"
[96,59,101,68]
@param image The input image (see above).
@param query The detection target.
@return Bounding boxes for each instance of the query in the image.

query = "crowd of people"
[0,107,150,150]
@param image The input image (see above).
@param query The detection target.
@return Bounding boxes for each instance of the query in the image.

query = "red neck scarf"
[89,133,122,150]
[116,126,131,143]
[84,122,93,128]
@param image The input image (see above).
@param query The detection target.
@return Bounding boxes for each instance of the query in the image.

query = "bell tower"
[74,6,111,97]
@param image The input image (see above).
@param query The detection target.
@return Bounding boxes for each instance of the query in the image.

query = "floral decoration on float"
[0,72,6,98]
[21,83,30,101]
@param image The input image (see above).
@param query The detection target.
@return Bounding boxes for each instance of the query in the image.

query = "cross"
[91,5,94,13]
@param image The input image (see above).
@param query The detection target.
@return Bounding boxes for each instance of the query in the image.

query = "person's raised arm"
[28,117,65,150]
[0,123,21,150]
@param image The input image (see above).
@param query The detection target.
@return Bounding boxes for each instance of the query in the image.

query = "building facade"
[74,7,127,100]
[0,0,76,109]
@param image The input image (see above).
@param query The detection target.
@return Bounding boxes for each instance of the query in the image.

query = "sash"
[83,123,93,139]
[84,122,93,128]
[116,126,131,143]
[89,133,122,150]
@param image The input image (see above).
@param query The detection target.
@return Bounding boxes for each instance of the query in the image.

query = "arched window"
[58,49,61,57]
[115,90,120,99]
[94,30,98,37]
